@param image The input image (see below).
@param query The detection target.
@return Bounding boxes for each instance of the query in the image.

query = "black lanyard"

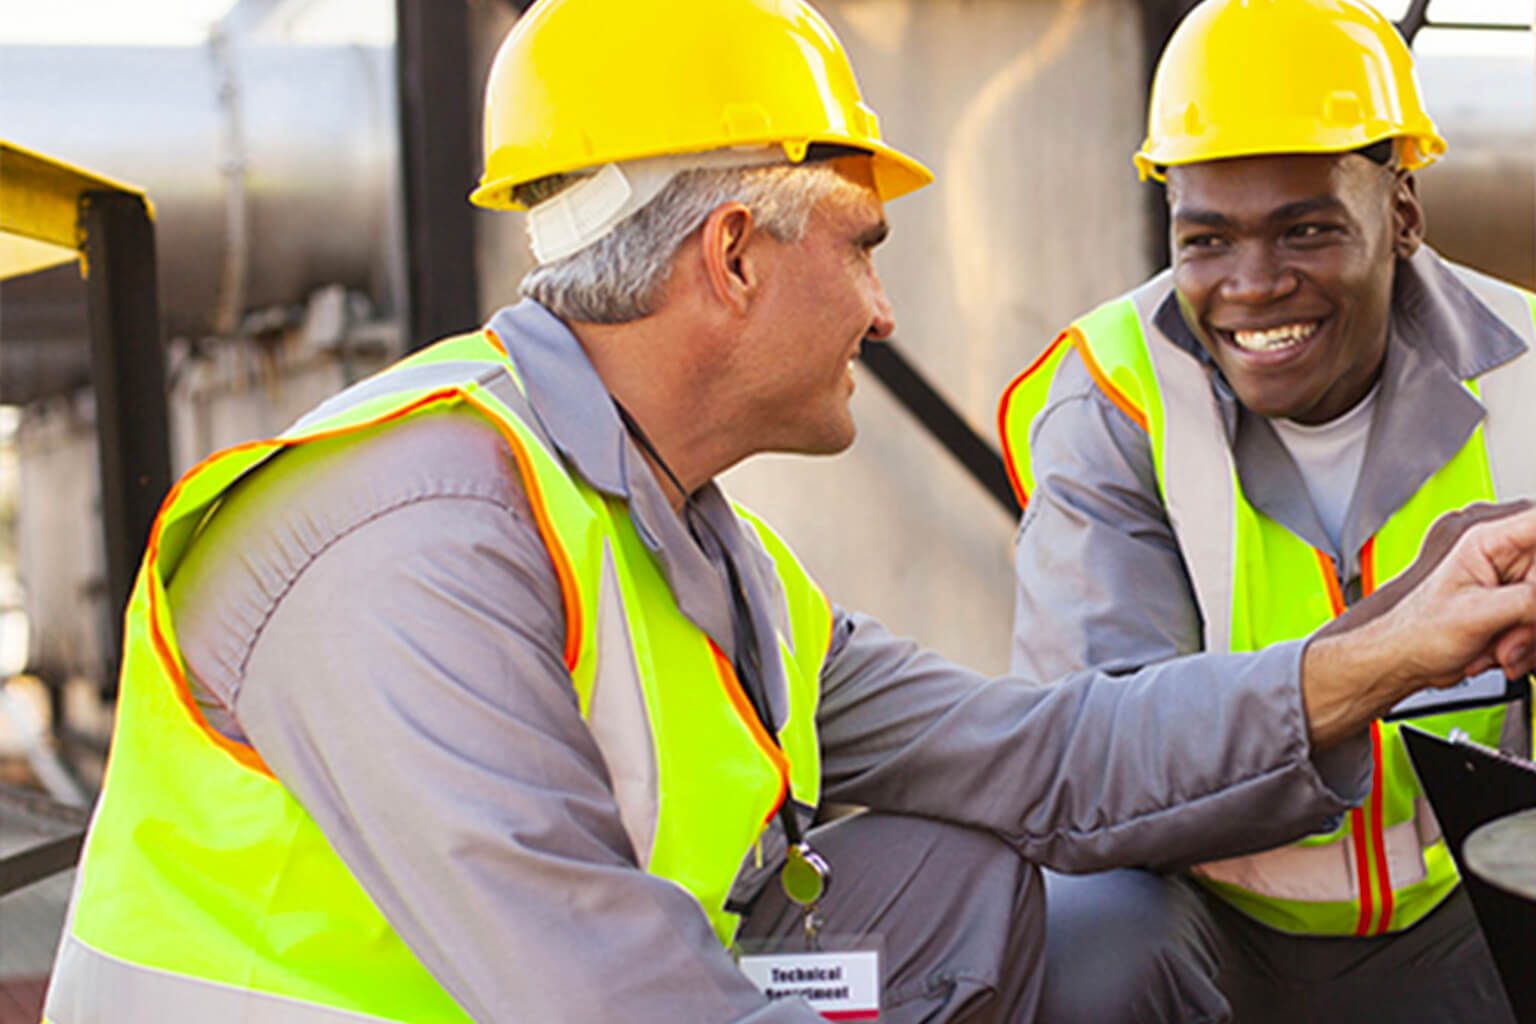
[611,400,832,943]
[610,401,808,849]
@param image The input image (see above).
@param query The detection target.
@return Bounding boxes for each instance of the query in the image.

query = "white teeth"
[1230,321,1319,352]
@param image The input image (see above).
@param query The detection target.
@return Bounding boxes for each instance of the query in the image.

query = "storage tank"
[0,37,401,405]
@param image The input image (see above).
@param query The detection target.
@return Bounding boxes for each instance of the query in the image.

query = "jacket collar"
[488,300,631,496]
[485,301,794,719]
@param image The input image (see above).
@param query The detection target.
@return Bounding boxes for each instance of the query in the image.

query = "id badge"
[737,937,881,1021]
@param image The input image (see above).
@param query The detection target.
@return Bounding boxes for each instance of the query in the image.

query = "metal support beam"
[396,0,481,349]
[857,341,1021,521]
[1399,0,1432,43]
[0,782,89,895]
[78,190,171,678]
[1137,0,1200,270]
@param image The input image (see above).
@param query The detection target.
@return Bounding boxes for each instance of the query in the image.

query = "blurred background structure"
[0,0,1531,1016]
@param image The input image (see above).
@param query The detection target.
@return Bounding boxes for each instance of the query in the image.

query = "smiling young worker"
[999,0,1536,1021]
[40,0,1536,1022]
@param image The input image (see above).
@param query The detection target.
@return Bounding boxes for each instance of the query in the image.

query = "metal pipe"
[209,26,252,338]
[0,42,400,402]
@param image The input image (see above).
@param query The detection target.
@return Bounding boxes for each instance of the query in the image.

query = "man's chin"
[793,420,858,457]
[803,435,856,457]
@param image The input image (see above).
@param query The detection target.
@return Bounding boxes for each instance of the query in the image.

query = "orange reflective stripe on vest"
[996,268,1536,936]
[48,330,833,1021]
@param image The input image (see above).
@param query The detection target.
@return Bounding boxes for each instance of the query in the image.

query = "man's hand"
[1318,500,1532,642]
[1303,502,1536,748]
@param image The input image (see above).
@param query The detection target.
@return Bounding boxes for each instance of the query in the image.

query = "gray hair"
[516,162,856,323]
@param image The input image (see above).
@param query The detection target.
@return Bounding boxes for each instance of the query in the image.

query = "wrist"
[1301,621,1415,749]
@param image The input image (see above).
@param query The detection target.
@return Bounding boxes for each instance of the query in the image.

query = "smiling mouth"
[1220,320,1322,354]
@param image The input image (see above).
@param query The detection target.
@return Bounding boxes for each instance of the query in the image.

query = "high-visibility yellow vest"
[46,330,833,1022]
[998,266,1536,937]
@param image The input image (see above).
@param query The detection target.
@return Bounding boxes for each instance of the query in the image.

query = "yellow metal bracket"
[0,140,153,280]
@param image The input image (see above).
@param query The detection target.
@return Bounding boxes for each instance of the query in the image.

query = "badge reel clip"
[782,840,832,950]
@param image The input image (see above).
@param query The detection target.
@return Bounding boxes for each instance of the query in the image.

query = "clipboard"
[1402,725,1536,1021]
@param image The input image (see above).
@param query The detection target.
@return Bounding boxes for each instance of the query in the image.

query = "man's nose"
[865,276,897,342]
[1219,243,1299,305]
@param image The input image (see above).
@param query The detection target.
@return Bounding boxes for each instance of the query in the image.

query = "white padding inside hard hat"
[528,147,786,264]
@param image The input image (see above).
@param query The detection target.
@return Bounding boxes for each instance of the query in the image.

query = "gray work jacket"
[169,300,1367,1022]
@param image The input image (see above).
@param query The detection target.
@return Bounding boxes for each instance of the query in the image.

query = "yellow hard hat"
[471,0,933,210]
[1134,0,1446,181]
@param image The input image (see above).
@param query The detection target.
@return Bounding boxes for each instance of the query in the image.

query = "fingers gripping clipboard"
[1402,724,1536,1021]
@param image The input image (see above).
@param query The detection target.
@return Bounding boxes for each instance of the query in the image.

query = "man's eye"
[1180,234,1223,249]
[1289,223,1337,240]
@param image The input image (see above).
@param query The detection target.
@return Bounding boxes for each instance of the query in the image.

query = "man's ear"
[1392,171,1426,260]
[699,203,757,313]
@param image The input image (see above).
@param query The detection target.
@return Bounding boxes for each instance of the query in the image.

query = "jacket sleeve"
[818,608,1370,872]
[816,347,1366,870]
[171,409,820,1024]
[1009,350,1202,680]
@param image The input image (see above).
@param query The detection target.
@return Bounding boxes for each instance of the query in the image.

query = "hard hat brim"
[1134,128,1447,182]
[470,137,933,211]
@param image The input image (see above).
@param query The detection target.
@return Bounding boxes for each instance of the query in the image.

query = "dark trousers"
[741,813,1046,1023]
[1037,868,1514,1023]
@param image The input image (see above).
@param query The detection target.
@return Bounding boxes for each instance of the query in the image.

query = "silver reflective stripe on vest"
[1194,812,1429,902]
[1454,266,1536,756]
[1137,265,1536,902]
[1451,265,1536,500]
[586,543,660,867]
[284,360,511,436]
[291,352,675,873]
[45,934,398,1024]
[1129,274,1239,654]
